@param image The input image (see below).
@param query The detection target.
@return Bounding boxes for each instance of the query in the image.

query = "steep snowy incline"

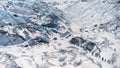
[0,0,120,68]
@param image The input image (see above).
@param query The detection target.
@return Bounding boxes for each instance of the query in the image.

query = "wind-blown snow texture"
[0,0,120,68]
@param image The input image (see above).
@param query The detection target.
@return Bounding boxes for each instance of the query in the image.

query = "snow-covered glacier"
[0,0,120,68]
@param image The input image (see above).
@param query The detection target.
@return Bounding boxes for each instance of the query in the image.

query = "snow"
[0,0,120,68]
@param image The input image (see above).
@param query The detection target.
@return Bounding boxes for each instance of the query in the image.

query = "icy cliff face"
[0,0,70,46]
[0,0,120,68]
